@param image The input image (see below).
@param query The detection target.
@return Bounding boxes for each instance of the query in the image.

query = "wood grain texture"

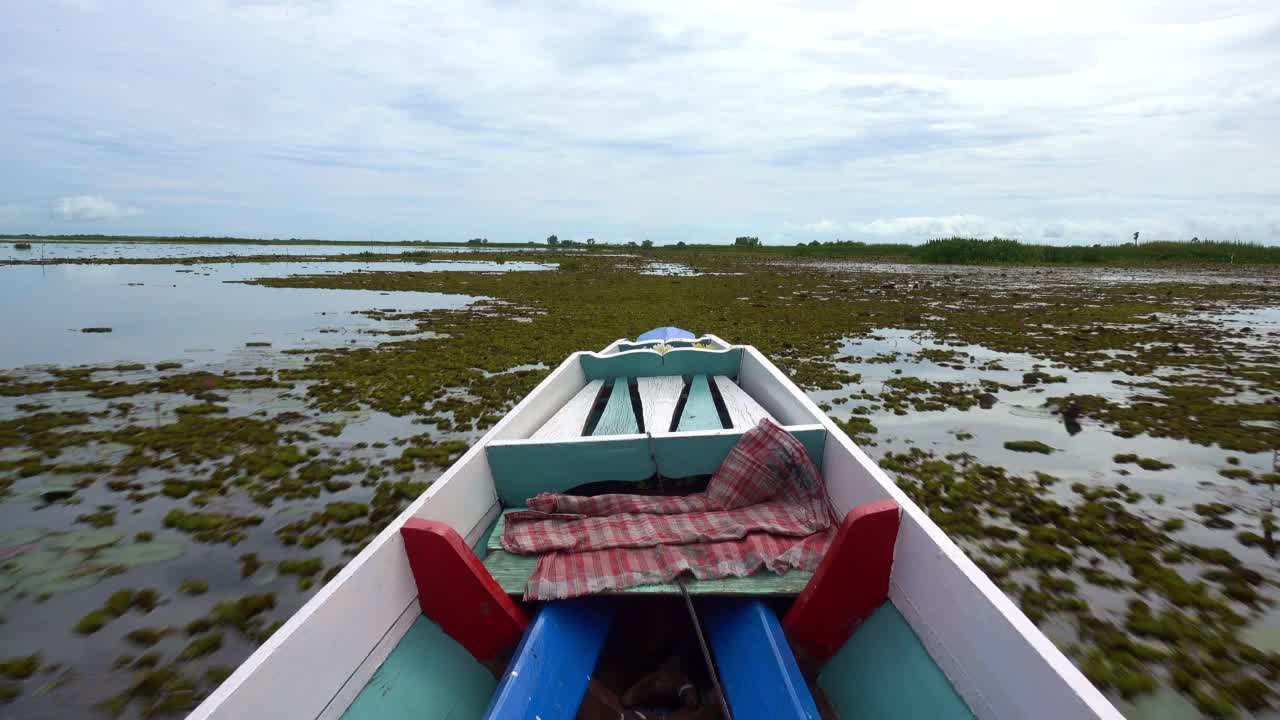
[531,379,603,439]
[713,375,775,429]
[482,549,812,596]
[677,374,723,431]
[637,375,684,433]
[592,379,639,436]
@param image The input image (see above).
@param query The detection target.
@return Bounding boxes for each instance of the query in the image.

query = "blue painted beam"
[700,599,820,720]
[484,599,617,720]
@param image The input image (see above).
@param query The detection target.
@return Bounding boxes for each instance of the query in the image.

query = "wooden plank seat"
[480,513,812,597]
[531,374,777,439]
[531,379,604,439]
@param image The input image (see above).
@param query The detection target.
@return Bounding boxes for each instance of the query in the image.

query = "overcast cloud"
[1,0,1277,244]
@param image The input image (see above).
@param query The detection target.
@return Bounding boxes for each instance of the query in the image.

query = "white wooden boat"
[188,333,1122,720]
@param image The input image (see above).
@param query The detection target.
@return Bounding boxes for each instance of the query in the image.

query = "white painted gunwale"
[737,346,1122,719]
[193,340,1120,720]
[187,352,589,720]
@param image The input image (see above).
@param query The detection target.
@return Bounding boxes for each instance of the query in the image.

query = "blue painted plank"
[484,599,617,720]
[486,437,655,507]
[677,374,723,431]
[592,379,639,435]
[699,599,820,720]
[819,602,974,720]
[342,616,497,720]
[652,427,825,478]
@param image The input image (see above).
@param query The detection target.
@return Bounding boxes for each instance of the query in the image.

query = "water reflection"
[0,260,548,367]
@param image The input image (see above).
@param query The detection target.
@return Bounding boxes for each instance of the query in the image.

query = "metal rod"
[678,579,733,720]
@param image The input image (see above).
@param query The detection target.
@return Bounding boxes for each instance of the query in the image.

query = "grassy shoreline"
[7,234,1280,266]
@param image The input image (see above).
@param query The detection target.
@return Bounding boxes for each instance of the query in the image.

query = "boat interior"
[340,338,976,719]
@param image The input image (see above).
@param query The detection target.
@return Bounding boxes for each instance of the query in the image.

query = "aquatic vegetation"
[1003,440,1055,454]
[125,627,173,648]
[882,448,1279,714]
[3,250,1279,716]
[178,578,208,596]
[163,509,263,544]
[0,655,38,679]
[177,633,223,661]
[1113,453,1174,471]
[75,609,110,635]
[238,553,262,578]
[76,506,117,528]
[95,667,201,718]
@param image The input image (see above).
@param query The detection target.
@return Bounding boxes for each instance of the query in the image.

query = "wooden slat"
[677,374,722,431]
[592,379,639,436]
[713,375,774,429]
[637,375,684,433]
[531,379,604,439]
[482,549,811,596]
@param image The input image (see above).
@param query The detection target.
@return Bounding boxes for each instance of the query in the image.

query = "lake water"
[0,260,550,367]
[2,241,543,262]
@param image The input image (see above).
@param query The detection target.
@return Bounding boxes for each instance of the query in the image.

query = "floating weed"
[0,654,38,680]
[178,578,208,596]
[1003,440,1055,454]
[882,448,1280,713]
[124,627,172,648]
[1113,453,1175,471]
[164,509,262,545]
[177,632,223,661]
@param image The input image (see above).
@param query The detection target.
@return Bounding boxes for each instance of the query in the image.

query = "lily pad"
[0,529,44,550]
[3,550,78,577]
[24,572,109,595]
[46,529,124,551]
[96,542,184,567]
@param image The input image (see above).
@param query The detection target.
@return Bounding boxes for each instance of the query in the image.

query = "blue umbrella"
[637,326,696,342]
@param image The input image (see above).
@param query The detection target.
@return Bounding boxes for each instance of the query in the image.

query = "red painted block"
[783,498,900,666]
[400,518,528,662]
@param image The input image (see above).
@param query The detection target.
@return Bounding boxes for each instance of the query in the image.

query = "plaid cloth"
[502,418,837,600]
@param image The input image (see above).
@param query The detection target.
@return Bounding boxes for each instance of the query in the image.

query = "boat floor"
[480,512,813,596]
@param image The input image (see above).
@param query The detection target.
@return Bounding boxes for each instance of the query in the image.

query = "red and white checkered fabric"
[502,418,837,600]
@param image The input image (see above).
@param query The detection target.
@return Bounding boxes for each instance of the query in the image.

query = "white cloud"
[803,219,838,232]
[51,195,142,222]
[793,213,1280,245]
[0,2,1277,241]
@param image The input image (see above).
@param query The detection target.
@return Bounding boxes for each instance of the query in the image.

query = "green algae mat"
[2,249,1280,718]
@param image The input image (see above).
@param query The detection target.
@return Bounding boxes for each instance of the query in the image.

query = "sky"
[1,0,1278,245]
